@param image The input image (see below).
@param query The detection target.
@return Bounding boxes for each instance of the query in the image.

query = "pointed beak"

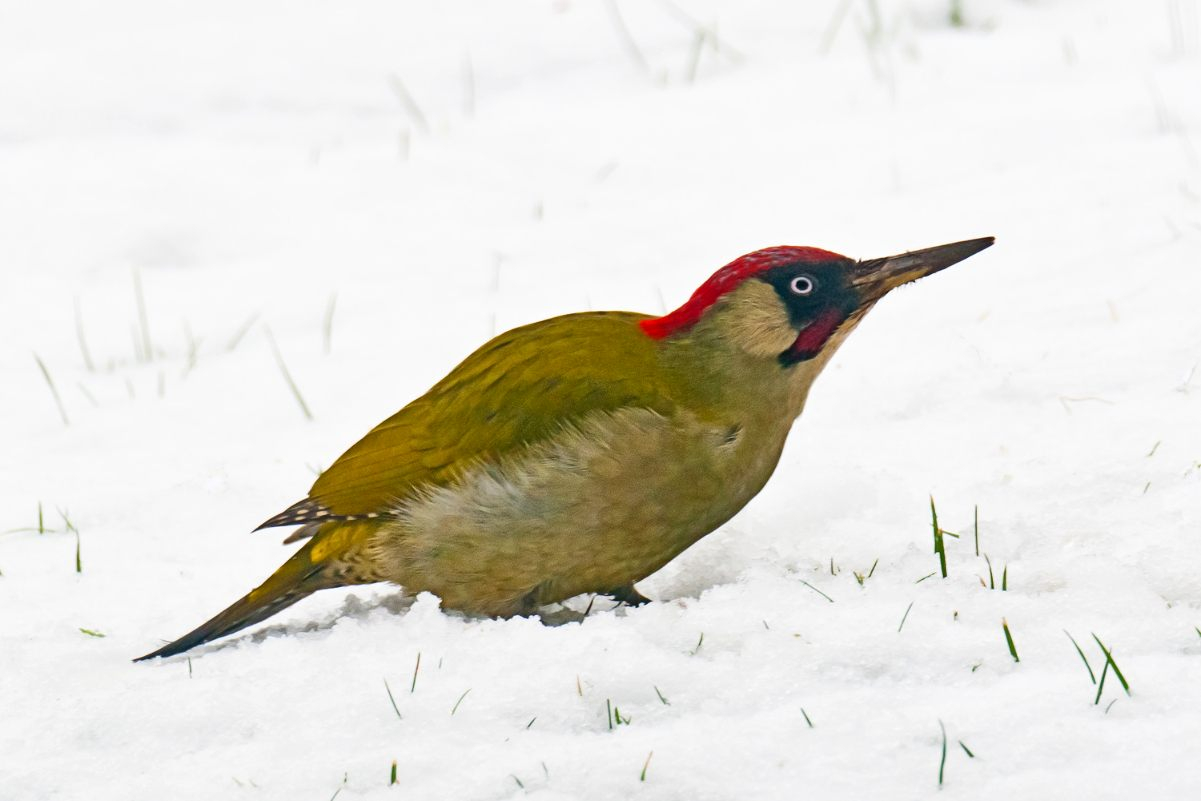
[852,237,995,301]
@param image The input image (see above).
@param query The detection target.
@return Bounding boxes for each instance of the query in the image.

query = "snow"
[2,0,1200,798]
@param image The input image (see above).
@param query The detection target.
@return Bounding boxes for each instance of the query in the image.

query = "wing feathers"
[304,311,669,518]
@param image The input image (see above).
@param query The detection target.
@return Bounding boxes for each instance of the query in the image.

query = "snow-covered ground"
[3,0,1200,798]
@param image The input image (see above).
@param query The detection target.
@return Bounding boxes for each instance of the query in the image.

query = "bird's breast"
[365,406,791,615]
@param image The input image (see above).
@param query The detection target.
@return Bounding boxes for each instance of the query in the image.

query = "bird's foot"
[605,584,652,607]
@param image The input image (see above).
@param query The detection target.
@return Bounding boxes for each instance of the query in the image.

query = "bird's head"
[641,237,994,366]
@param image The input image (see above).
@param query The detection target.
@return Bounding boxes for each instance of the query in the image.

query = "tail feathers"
[136,549,332,662]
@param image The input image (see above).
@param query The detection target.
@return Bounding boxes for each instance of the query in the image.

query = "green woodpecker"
[137,237,993,661]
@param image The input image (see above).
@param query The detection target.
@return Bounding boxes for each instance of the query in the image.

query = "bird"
[136,236,994,661]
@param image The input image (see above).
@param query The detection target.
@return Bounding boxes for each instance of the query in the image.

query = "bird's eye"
[790,275,816,296]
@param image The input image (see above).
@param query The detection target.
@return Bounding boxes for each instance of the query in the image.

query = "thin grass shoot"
[33,353,69,426]
[264,327,313,421]
[930,496,947,578]
[383,678,403,719]
[640,751,653,781]
[74,298,95,372]
[1002,618,1019,662]
[938,719,948,786]
[1064,630,1097,684]
[1094,658,1111,705]
[226,313,259,351]
[133,268,154,362]
[323,292,337,355]
[450,688,471,715]
[799,579,834,602]
[974,505,979,556]
[1091,633,1131,695]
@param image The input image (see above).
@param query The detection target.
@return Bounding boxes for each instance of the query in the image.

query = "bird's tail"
[135,522,371,661]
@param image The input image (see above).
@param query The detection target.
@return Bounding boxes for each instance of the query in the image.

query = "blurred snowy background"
[2,0,1200,798]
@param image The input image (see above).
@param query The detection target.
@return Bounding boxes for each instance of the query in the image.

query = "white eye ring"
[790,275,815,295]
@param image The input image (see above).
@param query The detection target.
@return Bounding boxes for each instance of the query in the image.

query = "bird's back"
[308,311,675,517]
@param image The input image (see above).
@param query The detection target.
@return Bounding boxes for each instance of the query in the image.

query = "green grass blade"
[799,579,834,603]
[938,719,948,786]
[383,678,403,719]
[1063,630,1096,684]
[1094,659,1110,705]
[264,327,313,421]
[973,505,979,556]
[450,688,471,715]
[1002,618,1019,662]
[33,353,69,427]
[1091,633,1131,695]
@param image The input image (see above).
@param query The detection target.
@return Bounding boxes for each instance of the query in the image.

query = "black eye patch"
[758,260,855,328]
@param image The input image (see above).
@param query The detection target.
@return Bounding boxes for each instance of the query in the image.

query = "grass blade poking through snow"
[1094,658,1110,705]
[930,496,947,578]
[450,688,471,715]
[59,509,81,573]
[640,751,653,782]
[898,601,915,633]
[799,579,834,602]
[1064,631,1097,684]
[1002,618,1020,662]
[383,679,403,720]
[33,353,69,427]
[974,505,979,556]
[1091,634,1131,698]
[226,313,259,352]
[938,719,948,786]
[264,326,313,421]
[323,292,337,355]
[133,268,154,362]
[74,298,95,372]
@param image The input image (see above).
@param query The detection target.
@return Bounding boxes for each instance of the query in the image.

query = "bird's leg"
[605,583,652,607]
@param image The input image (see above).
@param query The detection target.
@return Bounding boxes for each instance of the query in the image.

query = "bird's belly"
[366,407,785,616]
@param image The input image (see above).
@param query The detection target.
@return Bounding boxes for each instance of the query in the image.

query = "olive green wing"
[257,311,672,528]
